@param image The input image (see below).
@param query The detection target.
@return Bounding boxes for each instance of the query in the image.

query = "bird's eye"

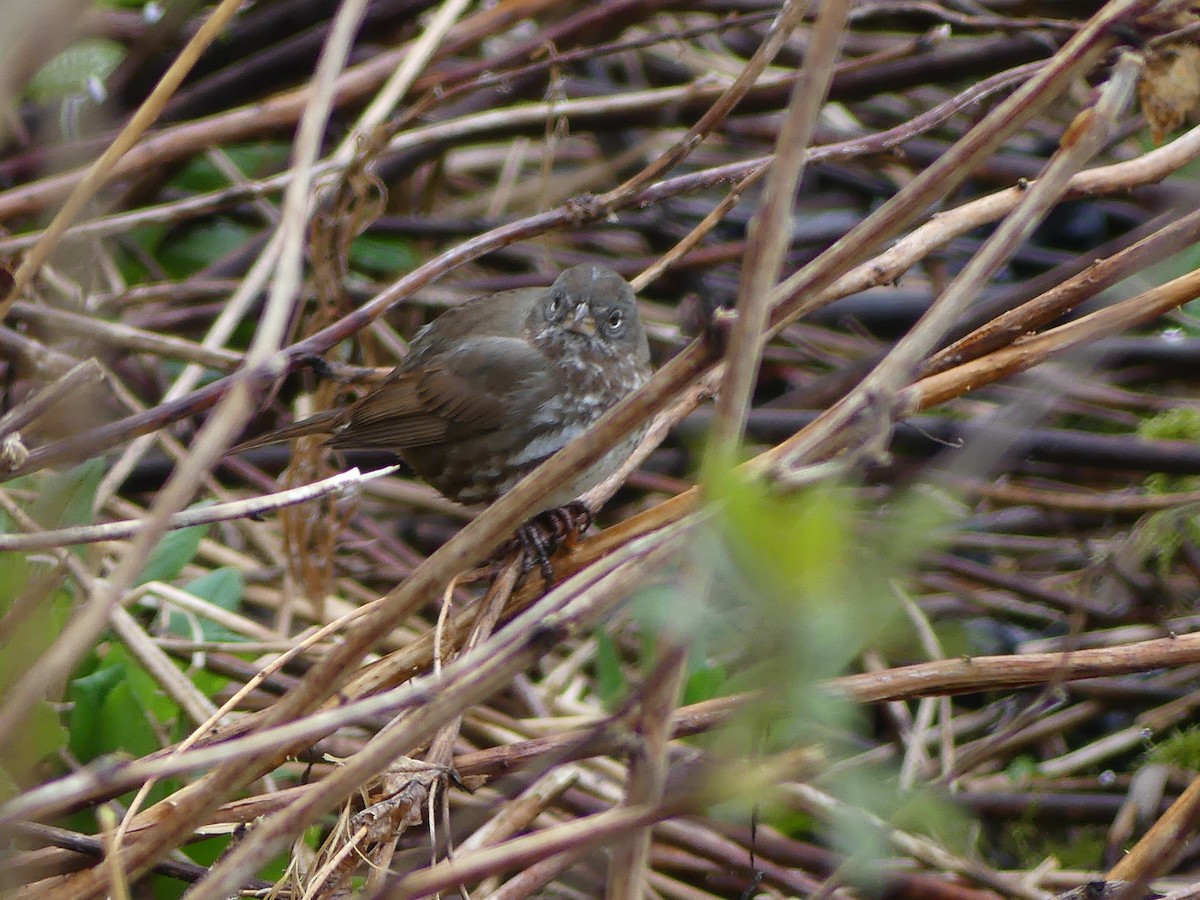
[605,308,624,333]
[547,293,564,319]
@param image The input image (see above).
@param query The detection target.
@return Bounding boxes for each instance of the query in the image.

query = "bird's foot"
[297,354,347,382]
[495,502,594,587]
[300,355,382,385]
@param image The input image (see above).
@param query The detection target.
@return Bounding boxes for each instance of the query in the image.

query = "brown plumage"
[237,264,651,509]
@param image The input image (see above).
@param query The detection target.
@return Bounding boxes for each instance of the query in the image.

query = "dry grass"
[3,1,1200,898]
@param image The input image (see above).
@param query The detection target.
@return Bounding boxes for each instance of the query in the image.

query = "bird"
[236,264,652,572]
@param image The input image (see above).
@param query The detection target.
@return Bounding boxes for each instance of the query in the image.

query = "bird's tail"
[230,409,344,454]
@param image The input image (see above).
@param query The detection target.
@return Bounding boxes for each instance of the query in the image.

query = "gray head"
[530,264,649,364]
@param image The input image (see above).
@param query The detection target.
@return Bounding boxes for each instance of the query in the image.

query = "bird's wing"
[328,336,552,451]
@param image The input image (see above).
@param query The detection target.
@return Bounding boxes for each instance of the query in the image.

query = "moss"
[1130,507,1200,579]
[1138,408,1200,443]
[1001,821,1107,870]
[1126,411,1200,576]
[1141,409,1200,497]
[1148,726,1200,770]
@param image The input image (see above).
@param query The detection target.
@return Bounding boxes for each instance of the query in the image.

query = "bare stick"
[769,49,1144,478]
[0,466,397,551]
[705,0,849,473]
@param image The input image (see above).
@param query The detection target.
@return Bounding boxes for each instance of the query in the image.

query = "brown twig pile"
[3,0,1200,897]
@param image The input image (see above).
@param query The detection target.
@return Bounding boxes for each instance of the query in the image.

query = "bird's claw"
[500,502,594,588]
[301,354,339,380]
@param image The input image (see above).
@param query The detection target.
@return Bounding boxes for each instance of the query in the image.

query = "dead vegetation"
[3,0,1200,898]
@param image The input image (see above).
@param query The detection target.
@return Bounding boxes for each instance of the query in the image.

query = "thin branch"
[0,466,397,551]
[704,0,849,473]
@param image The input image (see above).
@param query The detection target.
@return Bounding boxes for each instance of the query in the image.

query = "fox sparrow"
[239,264,652,516]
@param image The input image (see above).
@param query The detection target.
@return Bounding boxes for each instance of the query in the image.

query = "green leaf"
[760,803,813,839]
[126,222,169,255]
[350,233,417,275]
[27,39,124,102]
[67,653,183,806]
[28,458,106,531]
[158,220,258,278]
[95,679,161,760]
[187,667,231,702]
[102,645,179,726]
[593,629,626,708]
[68,664,127,761]
[163,360,224,388]
[0,763,16,801]
[184,568,243,612]
[892,787,973,854]
[2,699,67,787]
[136,523,209,586]
[0,552,31,609]
[0,587,72,695]
[167,568,245,643]
[630,583,698,643]
[682,662,727,706]
[713,468,855,600]
[172,142,291,193]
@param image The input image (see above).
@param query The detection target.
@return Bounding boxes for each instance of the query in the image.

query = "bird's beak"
[566,303,597,337]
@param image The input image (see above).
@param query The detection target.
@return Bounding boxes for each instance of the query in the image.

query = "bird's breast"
[403,349,647,506]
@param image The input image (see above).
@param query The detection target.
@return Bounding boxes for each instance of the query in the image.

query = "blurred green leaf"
[0,496,75,781]
[188,667,231,702]
[1132,410,1200,574]
[127,222,169,254]
[184,567,243,611]
[746,801,813,841]
[717,469,852,599]
[171,142,291,193]
[350,233,417,275]
[163,360,224,388]
[0,587,72,695]
[69,650,172,800]
[158,220,258,278]
[27,39,123,102]
[28,458,106,531]
[594,628,625,708]
[95,680,160,760]
[104,644,179,726]
[682,661,727,706]
[629,584,687,642]
[166,568,245,643]
[2,699,67,791]
[136,522,209,586]
[671,464,968,863]
[0,552,31,606]
[0,763,15,800]
[892,786,973,853]
[707,469,908,691]
[68,664,126,761]
[173,143,292,193]
[1002,820,1106,870]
